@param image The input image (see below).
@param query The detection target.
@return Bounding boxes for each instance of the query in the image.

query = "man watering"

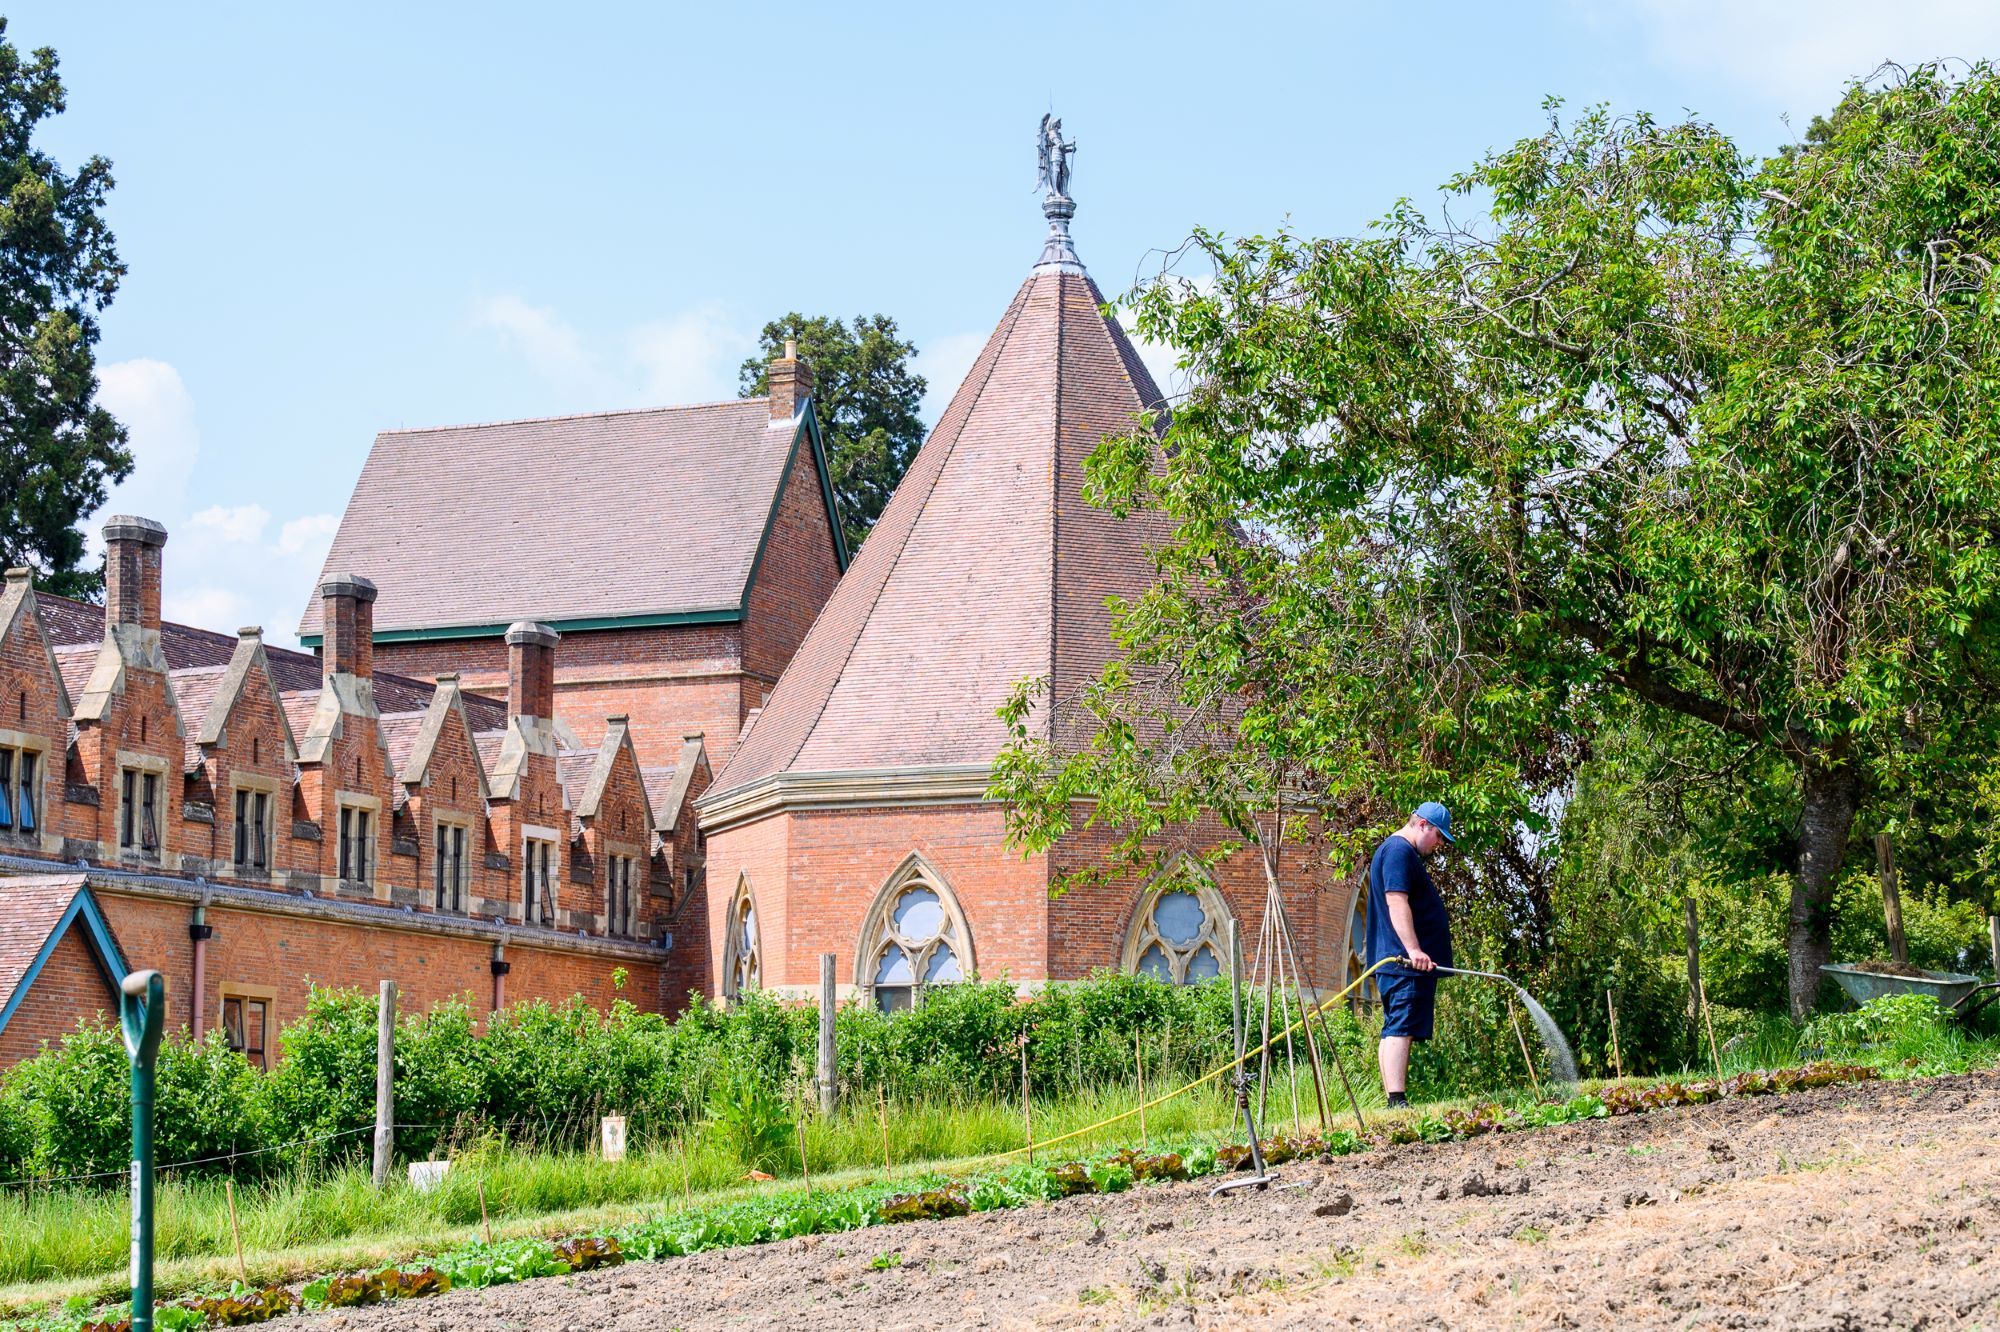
[1365,802,1455,1109]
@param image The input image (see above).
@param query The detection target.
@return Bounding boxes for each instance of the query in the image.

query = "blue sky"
[11,1,1998,645]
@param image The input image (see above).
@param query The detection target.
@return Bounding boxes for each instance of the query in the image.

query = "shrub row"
[5,973,1394,1186]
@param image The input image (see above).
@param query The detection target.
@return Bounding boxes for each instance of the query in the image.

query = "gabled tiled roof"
[711,260,1166,796]
[172,666,229,770]
[378,711,430,778]
[35,595,510,734]
[299,397,830,639]
[0,875,123,1034]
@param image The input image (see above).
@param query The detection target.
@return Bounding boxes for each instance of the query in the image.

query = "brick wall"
[90,890,671,1052]
[0,923,118,1065]
[73,658,187,866]
[0,593,70,859]
[374,624,761,770]
[703,804,1054,995]
[743,432,845,684]
[701,803,1357,1000]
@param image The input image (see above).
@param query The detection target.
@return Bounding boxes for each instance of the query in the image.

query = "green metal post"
[119,970,165,1332]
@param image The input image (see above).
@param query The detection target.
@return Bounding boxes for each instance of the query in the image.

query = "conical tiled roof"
[711,237,1167,796]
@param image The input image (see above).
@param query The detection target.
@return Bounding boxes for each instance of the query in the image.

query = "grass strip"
[1,1060,1885,1332]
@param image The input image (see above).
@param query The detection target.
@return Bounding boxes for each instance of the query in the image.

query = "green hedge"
[0,974,1283,1185]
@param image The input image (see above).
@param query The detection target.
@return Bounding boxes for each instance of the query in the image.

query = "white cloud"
[630,306,755,405]
[84,359,341,649]
[474,295,606,396]
[475,295,752,410]
[94,358,199,535]
[277,513,340,558]
[187,503,271,546]
[1606,0,2000,114]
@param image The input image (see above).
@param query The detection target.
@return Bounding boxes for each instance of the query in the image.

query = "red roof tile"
[172,666,230,771]
[34,594,510,742]
[298,398,822,637]
[712,264,1166,793]
[0,875,94,1022]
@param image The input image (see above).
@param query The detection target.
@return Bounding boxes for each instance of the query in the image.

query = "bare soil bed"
[296,1071,2000,1330]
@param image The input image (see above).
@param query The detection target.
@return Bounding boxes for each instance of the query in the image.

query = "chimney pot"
[319,573,378,679]
[767,342,812,423]
[505,620,559,721]
[102,515,168,630]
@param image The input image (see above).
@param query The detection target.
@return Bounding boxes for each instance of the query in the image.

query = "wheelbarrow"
[1819,962,2000,1021]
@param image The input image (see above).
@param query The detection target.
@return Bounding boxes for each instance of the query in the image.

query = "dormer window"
[120,767,160,852]
[522,835,555,925]
[435,818,468,912]
[232,787,272,871]
[606,854,635,936]
[0,746,39,837]
[338,802,374,884]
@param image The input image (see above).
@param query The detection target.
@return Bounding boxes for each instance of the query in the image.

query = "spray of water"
[1509,986,1579,1091]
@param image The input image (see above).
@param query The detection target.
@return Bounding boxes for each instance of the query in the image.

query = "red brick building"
[696,189,1356,1008]
[0,141,1359,1063]
[296,349,847,772]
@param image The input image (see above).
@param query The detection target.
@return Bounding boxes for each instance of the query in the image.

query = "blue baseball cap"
[1414,801,1455,844]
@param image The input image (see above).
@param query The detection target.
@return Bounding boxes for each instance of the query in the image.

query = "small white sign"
[129,1159,142,1286]
[601,1114,627,1163]
[408,1159,450,1193]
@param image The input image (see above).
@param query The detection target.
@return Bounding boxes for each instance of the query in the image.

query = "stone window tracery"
[722,876,762,998]
[1121,865,1229,985]
[858,856,972,1015]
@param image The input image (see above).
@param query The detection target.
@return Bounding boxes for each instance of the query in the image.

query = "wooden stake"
[1509,1002,1543,1100]
[796,1120,812,1194]
[878,1086,892,1176]
[1020,1035,1035,1165]
[1989,915,1999,980]
[1605,989,1624,1080]
[372,980,396,1190]
[478,1178,492,1246]
[1877,831,1908,965]
[1134,1034,1148,1145]
[224,1178,247,1282]
[817,954,837,1117]
[677,1135,692,1202]
[1700,981,1725,1080]
[1684,895,1702,1047]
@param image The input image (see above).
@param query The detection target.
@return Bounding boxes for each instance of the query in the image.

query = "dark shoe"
[1385,1092,1410,1109]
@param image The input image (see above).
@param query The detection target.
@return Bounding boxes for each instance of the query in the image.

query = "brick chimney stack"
[505,621,559,721]
[767,338,813,422]
[102,516,168,630]
[319,574,378,679]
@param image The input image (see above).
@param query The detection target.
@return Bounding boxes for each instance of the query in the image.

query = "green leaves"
[0,20,130,595]
[998,62,2000,1007]
[737,313,927,551]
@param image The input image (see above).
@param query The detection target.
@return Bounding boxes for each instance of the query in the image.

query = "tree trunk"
[1789,755,1862,1020]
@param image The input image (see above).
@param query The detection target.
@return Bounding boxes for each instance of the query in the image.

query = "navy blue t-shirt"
[1366,834,1453,975]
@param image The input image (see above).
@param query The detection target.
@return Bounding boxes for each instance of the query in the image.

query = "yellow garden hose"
[987,955,1400,1164]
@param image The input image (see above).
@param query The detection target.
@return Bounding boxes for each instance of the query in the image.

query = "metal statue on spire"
[1037,114,1076,201]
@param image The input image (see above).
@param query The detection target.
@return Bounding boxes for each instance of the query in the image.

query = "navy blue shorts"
[1377,970,1438,1040]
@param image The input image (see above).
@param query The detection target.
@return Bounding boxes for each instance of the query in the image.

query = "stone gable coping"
[0,570,72,720]
[194,627,300,762]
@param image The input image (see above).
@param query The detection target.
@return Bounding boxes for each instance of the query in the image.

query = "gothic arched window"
[858,855,972,1015]
[1121,865,1229,985]
[722,876,762,999]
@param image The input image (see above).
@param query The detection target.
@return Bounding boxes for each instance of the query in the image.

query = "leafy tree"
[995,64,2000,1019]
[738,313,925,551]
[0,21,129,597]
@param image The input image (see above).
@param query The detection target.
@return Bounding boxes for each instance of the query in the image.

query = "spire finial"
[1034,114,1084,274]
